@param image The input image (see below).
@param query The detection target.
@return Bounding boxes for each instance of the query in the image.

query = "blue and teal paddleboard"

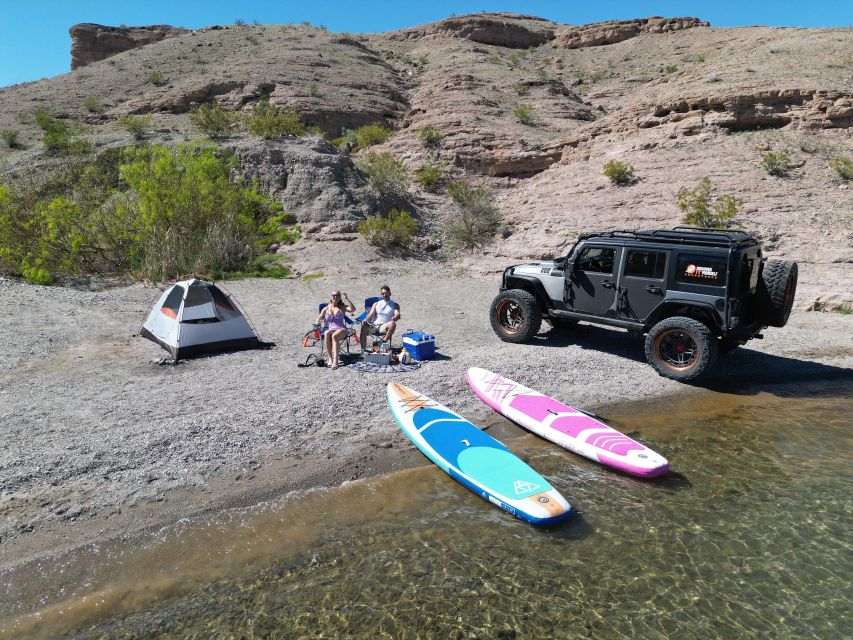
[387,382,572,525]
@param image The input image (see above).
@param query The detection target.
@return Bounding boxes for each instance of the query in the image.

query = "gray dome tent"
[140,278,263,359]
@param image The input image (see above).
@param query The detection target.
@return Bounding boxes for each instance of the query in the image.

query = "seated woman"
[317,290,355,369]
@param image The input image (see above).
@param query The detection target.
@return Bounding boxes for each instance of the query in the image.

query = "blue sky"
[1,1,850,87]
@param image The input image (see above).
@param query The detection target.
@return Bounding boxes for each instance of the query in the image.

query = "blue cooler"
[402,331,436,361]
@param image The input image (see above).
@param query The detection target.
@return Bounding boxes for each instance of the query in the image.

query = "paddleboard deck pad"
[387,382,572,526]
[466,368,669,478]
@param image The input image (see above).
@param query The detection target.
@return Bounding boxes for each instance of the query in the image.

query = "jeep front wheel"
[490,290,542,343]
[644,316,718,381]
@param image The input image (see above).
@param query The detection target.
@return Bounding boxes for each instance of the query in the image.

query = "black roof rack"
[578,226,757,249]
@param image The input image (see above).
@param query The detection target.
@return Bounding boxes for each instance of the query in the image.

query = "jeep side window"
[675,254,728,286]
[624,250,667,279]
[577,247,615,274]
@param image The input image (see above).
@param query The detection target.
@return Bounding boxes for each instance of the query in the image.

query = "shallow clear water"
[2,382,852,639]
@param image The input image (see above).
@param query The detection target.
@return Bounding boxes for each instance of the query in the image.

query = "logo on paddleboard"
[514,480,541,495]
[537,496,550,503]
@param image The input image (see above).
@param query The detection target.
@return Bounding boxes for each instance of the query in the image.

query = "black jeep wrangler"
[490,226,798,380]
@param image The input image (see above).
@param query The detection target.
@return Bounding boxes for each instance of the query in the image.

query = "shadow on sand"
[528,323,853,398]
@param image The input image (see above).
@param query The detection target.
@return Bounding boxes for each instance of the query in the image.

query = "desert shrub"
[665,64,678,74]
[358,209,417,248]
[515,83,530,96]
[34,108,91,155]
[356,151,408,195]
[513,104,536,125]
[829,157,852,180]
[677,177,743,228]
[118,114,152,141]
[761,151,790,176]
[189,103,239,138]
[334,123,392,152]
[418,125,442,148]
[414,163,442,191]
[603,160,635,185]
[2,130,19,148]
[147,70,167,86]
[82,96,102,113]
[443,180,501,251]
[585,70,606,83]
[0,143,296,283]
[244,98,304,138]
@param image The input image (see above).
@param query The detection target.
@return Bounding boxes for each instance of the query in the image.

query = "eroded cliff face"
[0,13,850,303]
[69,23,189,69]
[554,17,709,49]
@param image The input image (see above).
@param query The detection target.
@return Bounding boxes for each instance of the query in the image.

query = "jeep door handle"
[601,280,615,289]
[645,285,663,294]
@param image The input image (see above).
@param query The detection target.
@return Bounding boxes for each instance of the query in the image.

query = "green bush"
[245,98,304,138]
[829,157,852,180]
[34,108,91,155]
[761,151,790,176]
[147,70,167,86]
[665,64,678,74]
[0,143,297,284]
[2,130,19,148]
[414,163,442,191]
[585,70,606,84]
[515,83,530,96]
[118,114,152,141]
[356,151,408,195]
[678,177,743,229]
[513,104,536,125]
[188,103,239,138]
[358,209,417,248]
[334,123,392,152]
[603,160,635,185]
[82,96,102,113]
[443,180,501,251]
[418,125,442,148]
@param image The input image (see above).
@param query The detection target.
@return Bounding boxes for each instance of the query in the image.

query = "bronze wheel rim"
[655,329,700,371]
[495,299,524,335]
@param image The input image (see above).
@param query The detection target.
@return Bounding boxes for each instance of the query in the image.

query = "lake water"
[2,380,851,639]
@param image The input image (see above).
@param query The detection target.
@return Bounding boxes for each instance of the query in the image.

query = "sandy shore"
[1,260,852,570]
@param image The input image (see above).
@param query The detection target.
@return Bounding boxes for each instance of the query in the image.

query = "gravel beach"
[1,261,852,569]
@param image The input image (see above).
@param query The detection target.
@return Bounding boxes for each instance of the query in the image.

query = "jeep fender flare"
[644,300,722,333]
[504,275,553,311]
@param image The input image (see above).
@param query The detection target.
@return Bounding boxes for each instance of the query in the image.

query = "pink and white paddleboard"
[466,367,669,478]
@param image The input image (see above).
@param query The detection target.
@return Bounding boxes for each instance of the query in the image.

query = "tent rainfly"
[140,278,263,359]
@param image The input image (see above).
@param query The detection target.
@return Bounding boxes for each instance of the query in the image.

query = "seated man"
[360,285,401,350]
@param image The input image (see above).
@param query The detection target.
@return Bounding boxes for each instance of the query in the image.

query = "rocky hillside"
[0,13,850,305]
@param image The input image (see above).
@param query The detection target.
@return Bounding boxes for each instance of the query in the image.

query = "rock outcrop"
[555,16,708,49]
[390,13,556,48]
[69,23,189,69]
[223,137,414,236]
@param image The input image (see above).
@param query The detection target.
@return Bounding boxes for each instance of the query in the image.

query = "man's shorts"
[371,320,395,334]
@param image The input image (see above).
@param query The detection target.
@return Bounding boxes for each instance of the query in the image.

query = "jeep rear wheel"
[645,316,718,381]
[490,290,542,343]
[756,260,798,328]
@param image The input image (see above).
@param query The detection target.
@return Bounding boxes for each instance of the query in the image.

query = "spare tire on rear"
[756,260,798,327]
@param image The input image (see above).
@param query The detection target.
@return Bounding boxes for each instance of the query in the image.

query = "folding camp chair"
[302,303,360,359]
[355,296,399,351]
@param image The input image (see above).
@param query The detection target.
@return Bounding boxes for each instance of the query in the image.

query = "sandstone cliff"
[0,13,850,306]
[69,23,189,69]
